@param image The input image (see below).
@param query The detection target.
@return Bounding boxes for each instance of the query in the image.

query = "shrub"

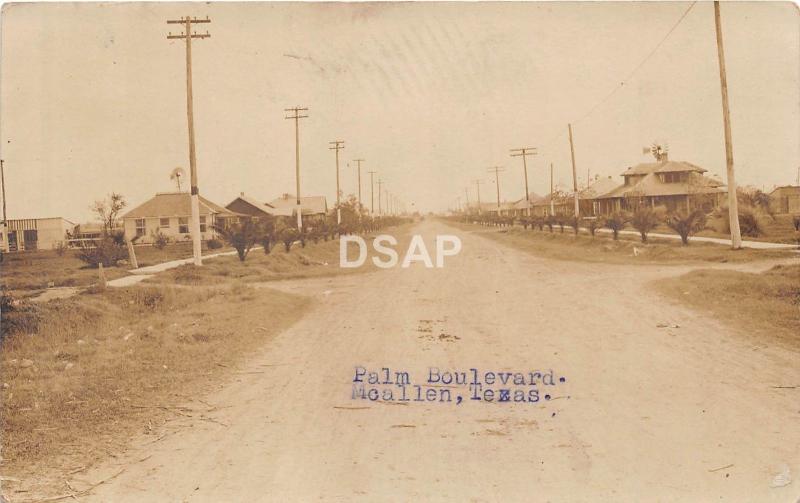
[151,229,170,249]
[567,216,580,235]
[555,215,566,233]
[206,238,224,250]
[665,209,707,245]
[605,211,630,240]
[718,204,766,238]
[213,219,259,262]
[631,207,663,243]
[53,241,68,256]
[584,217,600,237]
[76,237,128,267]
[280,228,300,253]
[544,216,555,233]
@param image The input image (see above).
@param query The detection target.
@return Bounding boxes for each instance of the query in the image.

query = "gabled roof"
[122,192,238,219]
[621,160,707,177]
[226,194,276,216]
[267,194,328,216]
[578,176,619,200]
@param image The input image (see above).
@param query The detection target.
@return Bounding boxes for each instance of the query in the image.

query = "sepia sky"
[1,1,798,221]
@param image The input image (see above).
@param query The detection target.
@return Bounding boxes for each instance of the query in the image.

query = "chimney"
[240,192,244,197]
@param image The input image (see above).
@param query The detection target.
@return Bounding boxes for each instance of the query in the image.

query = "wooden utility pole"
[285,106,309,230]
[368,170,377,214]
[0,159,6,223]
[567,124,580,218]
[167,15,211,266]
[473,179,484,214]
[377,179,384,216]
[549,163,555,216]
[487,166,505,210]
[510,147,537,216]
[714,1,742,249]
[329,140,344,224]
[353,159,365,208]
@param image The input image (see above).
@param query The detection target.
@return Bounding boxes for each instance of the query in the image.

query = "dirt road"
[80,220,798,502]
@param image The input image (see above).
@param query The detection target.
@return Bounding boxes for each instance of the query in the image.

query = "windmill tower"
[170,167,187,192]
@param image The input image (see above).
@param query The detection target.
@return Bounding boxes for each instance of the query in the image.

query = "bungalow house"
[578,176,620,216]
[1,217,76,252]
[225,193,277,220]
[122,192,239,244]
[531,193,571,217]
[769,185,800,214]
[594,156,726,215]
[267,194,328,222]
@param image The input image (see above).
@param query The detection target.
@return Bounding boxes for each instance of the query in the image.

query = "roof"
[621,160,707,177]
[770,185,800,195]
[578,177,619,200]
[267,194,328,216]
[122,192,239,219]
[226,194,276,216]
[597,172,726,199]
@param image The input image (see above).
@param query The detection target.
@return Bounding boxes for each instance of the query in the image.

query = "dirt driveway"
[78,220,798,502]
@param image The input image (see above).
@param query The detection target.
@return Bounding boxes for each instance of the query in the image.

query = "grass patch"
[1,243,233,293]
[448,221,796,265]
[655,264,800,350]
[0,282,310,495]
[150,225,415,286]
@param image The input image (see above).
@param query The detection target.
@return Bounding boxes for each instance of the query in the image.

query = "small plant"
[555,215,566,233]
[280,228,300,253]
[605,211,630,240]
[567,216,580,235]
[206,238,224,250]
[631,207,663,243]
[76,236,128,267]
[545,215,555,233]
[213,219,259,262]
[665,209,707,246]
[584,217,599,237]
[53,241,68,256]
[151,229,170,250]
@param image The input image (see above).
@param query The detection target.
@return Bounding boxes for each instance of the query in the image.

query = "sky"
[1,1,798,222]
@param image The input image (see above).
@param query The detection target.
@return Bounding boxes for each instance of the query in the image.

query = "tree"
[91,193,126,237]
[631,207,663,243]
[213,219,259,262]
[583,217,600,237]
[665,209,707,246]
[605,211,629,240]
[567,216,580,235]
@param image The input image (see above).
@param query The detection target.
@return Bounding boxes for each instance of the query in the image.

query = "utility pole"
[377,179,384,216]
[487,166,505,210]
[473,179,484,214]
[568,124,580,218]
[368,170,377,214]
[353,159,365,209]
[329,140,344,224]
[510,147,537,216]
[714,1,742,249]
[0,159,6,223]
[549,163,555,216]
[285,106,309,230]
[166,15,211,266]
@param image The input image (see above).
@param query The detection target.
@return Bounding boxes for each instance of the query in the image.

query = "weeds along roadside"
[0,282,310,495]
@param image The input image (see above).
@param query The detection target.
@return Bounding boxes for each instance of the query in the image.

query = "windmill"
[646,141,669,162]
[170,167,187,192]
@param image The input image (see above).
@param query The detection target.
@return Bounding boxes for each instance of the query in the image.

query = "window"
[663,172,685,184]
[135,219,146,237]
[160,218,170,228]
[199,216,207,233]
[178,217,189,234]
